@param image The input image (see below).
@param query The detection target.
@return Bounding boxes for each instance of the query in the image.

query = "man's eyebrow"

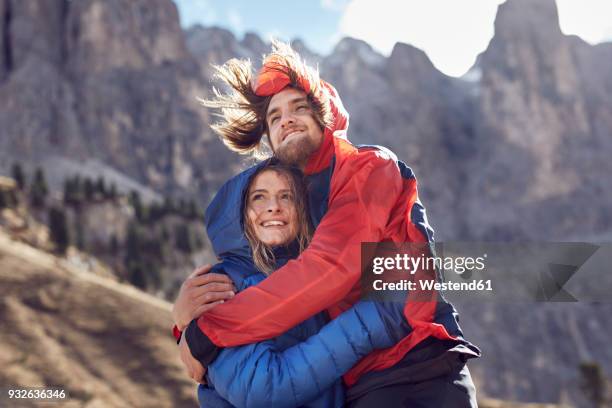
[266,97,309,120]
[266,106,279,120]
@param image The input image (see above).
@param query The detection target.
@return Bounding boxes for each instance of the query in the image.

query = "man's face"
[266,87,324,167]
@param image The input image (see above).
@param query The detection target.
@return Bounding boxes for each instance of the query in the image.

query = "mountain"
[3,0,608,241]
[318,0,612,242]
[0,0,241,203]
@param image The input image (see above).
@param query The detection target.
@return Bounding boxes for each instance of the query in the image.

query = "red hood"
[253,62,350,175]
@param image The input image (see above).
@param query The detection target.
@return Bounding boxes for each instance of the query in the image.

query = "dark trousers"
[347,363,478,408]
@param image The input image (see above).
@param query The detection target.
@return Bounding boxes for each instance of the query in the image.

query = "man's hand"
[179,334,207,384]
[173,264,235,331]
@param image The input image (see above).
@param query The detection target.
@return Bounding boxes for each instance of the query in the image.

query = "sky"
[173,0,612,77]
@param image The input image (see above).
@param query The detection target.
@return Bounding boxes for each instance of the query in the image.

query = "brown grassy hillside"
[0,231,197,407]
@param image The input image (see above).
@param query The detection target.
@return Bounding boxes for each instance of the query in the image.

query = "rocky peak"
[493,0,562,43]
[386,42,445,94]
[290,38,321,66]
[240,31,268,60]
[65,0,188,74]
[327,37,385,69]
[185,24,257,69]
[482,0,564,73]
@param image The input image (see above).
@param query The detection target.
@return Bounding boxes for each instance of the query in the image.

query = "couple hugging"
[172,41,481,408]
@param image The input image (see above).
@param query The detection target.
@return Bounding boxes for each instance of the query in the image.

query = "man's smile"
[282,128,305,143]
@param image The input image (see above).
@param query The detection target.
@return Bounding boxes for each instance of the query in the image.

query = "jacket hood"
[204,162,265,261]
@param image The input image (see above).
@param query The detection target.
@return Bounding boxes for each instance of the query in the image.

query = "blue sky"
[173,0,345,55]
[173,0,612,77]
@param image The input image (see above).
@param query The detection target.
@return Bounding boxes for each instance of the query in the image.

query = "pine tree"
[11,162,26,190]
[75,219,85,250]
[187,199,200,220]
[107,183,118,200]
[95,176,106,198]
[83,178,94,201]
[580,362,607,408]
[125,222,141,262]
[30,167,48,207]
[148,202,163,222]
[129,191,144,222]
[160,225,170,241]
[65,175,85,205]
[63,177,80,206]
[48,206,70,254]
[0,191,11,208]
[174,223,194,253]
[144,260,162,289]
[127,260,147,289]
[109,234,119,254]
[163,196,175,215]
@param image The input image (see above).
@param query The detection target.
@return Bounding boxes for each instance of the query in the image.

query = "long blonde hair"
[243,163,312,274]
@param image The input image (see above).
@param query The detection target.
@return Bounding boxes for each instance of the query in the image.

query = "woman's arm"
[207,301,407,408]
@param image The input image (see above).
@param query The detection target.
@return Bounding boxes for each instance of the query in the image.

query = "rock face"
[0,0,240,203]
[464,0,612,241]
[319,0,612,242]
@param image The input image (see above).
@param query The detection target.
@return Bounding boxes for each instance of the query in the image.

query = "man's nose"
[280,112,295,128]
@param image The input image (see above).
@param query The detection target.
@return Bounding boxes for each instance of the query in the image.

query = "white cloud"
[338,0,504,77]
[556,0,612,44]
[321,0,351,11]
[337,0,612,78]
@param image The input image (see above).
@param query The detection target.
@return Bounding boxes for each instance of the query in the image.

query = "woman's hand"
[179,334,207,384]
[172,264,236,331]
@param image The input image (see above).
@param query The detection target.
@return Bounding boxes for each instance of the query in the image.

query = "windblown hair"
[200,40,334,156]
[242,163,312,275]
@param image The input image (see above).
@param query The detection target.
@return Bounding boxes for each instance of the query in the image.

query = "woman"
[174,161,405,407]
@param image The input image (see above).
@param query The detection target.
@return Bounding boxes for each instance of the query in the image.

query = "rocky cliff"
[0,0,241,203]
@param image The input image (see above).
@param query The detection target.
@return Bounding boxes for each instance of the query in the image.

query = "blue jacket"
[197,161,409,407]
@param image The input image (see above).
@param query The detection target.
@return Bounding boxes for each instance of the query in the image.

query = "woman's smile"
[247,170,298,247]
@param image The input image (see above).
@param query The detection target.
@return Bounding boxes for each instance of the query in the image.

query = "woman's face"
[247,170,299,247]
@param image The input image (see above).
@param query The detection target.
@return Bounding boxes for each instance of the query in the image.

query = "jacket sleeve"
[189,153,408,362]
[207,301,405,408]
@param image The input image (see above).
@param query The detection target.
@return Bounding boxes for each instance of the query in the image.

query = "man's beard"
[274,135,319,167]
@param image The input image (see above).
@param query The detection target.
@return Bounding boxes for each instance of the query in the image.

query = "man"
[177,41,480,406]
